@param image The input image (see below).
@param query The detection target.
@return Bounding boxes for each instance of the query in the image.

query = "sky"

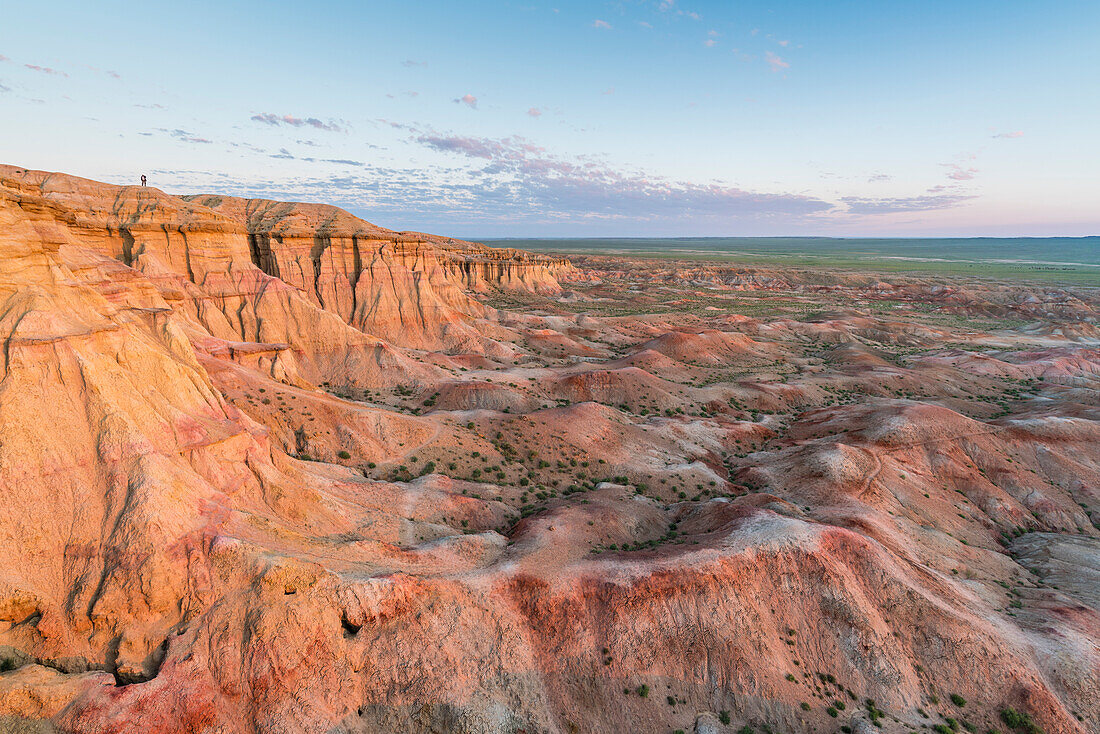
[1,0,1098,238]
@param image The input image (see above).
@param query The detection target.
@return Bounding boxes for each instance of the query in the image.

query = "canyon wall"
[0,165,572,367]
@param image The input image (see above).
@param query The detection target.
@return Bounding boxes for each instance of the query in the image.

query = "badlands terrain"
[0,164,1097,734]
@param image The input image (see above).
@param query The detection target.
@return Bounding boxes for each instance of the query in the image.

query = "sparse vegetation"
[1000,708,1042,734]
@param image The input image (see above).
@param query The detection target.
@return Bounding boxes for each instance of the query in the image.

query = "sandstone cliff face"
[0,166,572,369]
[182,194,574,331]
[0,164,555,715]
[0,165,1095,734]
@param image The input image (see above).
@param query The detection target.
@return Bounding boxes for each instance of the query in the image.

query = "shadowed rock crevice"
[310,234,329,309]
[339,614,361,638]
[247,233,281,279]
[119,227,135,266]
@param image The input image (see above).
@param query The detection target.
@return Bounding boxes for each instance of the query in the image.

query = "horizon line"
[472,234,1100,241]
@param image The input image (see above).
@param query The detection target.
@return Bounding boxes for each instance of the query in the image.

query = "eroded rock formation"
[0,165,1096,734]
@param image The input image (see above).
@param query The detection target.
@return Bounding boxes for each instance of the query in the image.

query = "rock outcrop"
[0,165,573,369]
[0,165,1095,734]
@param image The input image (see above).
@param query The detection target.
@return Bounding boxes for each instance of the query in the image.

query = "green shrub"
[719,711,731,725]
[636,684,649,698]
[865,699,885,724]
[337,450,351,459]
[1000,708,1042,734]
[827,707,838,717]
[951,694,967,707]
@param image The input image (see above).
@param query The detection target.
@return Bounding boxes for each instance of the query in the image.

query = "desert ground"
[0,164,1096,734]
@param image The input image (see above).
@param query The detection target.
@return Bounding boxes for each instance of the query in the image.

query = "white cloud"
[842,193,976,215]
[409,129,833,222]
[942,162,978,181]
[250,113,345,133]
[764,51,789,72]
[24,64,68,77]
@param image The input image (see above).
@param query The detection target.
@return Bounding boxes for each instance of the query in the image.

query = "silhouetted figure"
[140,175,147,187]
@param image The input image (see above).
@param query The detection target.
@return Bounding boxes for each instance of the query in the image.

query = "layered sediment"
[0,165,1095,734]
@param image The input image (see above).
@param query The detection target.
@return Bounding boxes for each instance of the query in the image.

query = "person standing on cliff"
[140,174,147,187]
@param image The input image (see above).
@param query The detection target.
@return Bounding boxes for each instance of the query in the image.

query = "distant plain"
[484,237,1100,285]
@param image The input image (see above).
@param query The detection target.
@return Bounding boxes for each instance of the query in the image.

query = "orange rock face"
[0,165,1096,734]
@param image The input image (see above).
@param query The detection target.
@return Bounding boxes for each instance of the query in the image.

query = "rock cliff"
[0,165,1094,734]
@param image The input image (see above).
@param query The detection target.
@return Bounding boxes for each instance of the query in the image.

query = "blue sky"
[1,0,1097,237]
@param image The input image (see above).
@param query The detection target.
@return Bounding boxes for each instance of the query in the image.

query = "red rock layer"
[0,165,1094,734]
